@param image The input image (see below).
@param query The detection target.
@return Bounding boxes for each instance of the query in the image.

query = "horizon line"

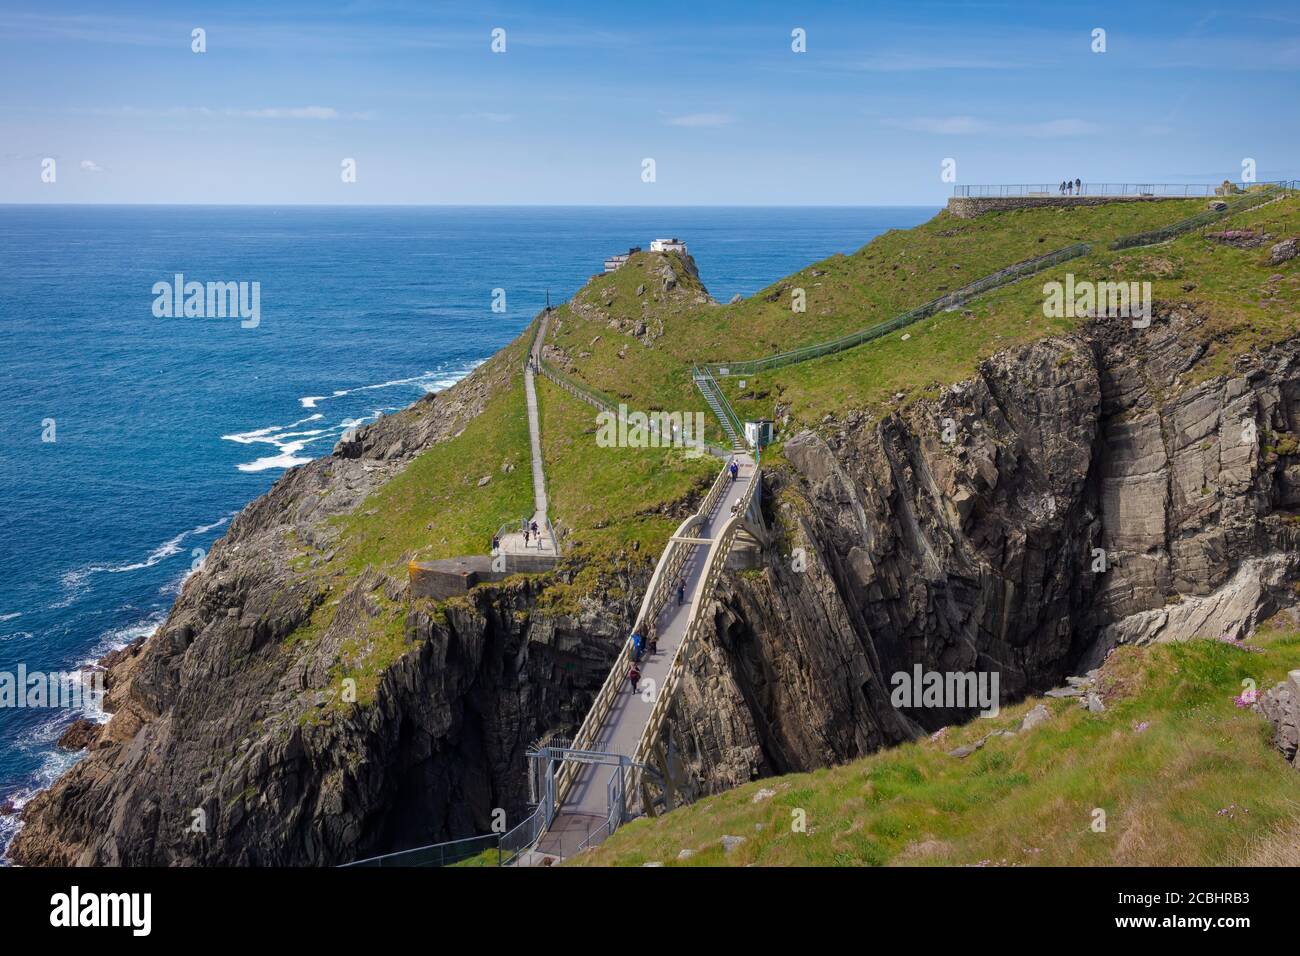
[0,201,947,209]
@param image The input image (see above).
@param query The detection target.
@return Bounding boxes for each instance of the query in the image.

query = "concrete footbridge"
[530,449,763,859]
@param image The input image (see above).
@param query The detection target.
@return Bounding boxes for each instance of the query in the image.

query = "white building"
[650,237,688,254]
[603,246,641,273]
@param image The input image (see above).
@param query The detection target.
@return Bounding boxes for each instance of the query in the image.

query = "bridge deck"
[536,457,755,857]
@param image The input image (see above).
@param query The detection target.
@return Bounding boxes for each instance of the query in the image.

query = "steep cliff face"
[666,308,1300,790]
[11,355,642,866]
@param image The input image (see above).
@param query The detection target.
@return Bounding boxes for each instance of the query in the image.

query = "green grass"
[573,629,1300,867]
[535,375,718,614]
[280,337,537,714]
[724,193,1300,428]
[328,372,534,576]
[546,200,1215,442]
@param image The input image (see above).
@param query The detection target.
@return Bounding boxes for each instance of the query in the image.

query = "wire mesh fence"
[1109,183,1296,250]
[704,242,1091,378]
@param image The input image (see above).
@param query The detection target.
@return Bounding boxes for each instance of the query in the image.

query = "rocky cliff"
[664,306,1300,792]
[15,303,1300,865]
[10,352,643,865]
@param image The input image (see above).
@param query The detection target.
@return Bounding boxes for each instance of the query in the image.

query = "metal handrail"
[555,456,734,801]
[629,462,761,806]
[953,181,1294,198]
[703,242,1090,378]
[692,365,747,447]
[1110,183,1293,250]
[342,830,501,868]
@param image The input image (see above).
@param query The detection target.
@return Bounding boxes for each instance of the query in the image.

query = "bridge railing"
[554,457,733,802]
[342,831,501,868]
[629,460,761,809]
[953,182,1293,198]
[692,365,748,446]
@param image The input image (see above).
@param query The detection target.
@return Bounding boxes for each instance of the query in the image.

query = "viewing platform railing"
[553,456,735,803]
[953,181,1294,198]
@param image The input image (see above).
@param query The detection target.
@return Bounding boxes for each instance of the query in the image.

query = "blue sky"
[2,0,1297,204]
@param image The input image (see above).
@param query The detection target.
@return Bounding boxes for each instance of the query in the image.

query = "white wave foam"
[53,514,235,607]
[0,612,161,862]
[221,413,323,445]
[0,613,20,622]
[236,449,315,473]
[79,612,164,669]
[236,361,481,474]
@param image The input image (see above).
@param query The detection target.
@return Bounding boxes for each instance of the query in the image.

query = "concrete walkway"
[537,454,756,857]
[497,312,557,557]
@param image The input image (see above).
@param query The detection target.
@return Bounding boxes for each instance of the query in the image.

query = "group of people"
[627,461,745,693]
[1058,178,1084,195]
[490,519,544,553]
[627,628,660,692]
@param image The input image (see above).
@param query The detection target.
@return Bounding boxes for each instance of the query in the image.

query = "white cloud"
[665,112,734,128]
[886,116,989,135]
[1021,118,1100,137]
[883,116,1101,137]
[86,105,369,120]
[236,106,338,119]
[79,159,103,172]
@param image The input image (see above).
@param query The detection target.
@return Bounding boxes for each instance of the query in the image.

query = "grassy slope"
[574,628,1300,867]
[287,323,718,708]
[726,194,1300,427]
[534,375,717,613]
[547,200,1208,431]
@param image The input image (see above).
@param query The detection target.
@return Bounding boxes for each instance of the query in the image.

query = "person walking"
[523,527,530,547]
[530,520,539,548]
[1075,177,1082,194]
[677,581,685,606]
[627,664,640,693]
[491,534,500,553]
[648,632,658,656]
[632,631,643,662]
[729,459,739,483]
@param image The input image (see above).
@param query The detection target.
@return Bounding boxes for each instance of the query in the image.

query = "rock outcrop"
[1256,673,1300,768]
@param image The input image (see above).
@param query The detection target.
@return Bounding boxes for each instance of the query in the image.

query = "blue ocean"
[0,204,935,857]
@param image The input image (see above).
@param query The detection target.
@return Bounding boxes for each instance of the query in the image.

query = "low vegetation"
[574,628,1300,867]
[724,193,1300,427]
